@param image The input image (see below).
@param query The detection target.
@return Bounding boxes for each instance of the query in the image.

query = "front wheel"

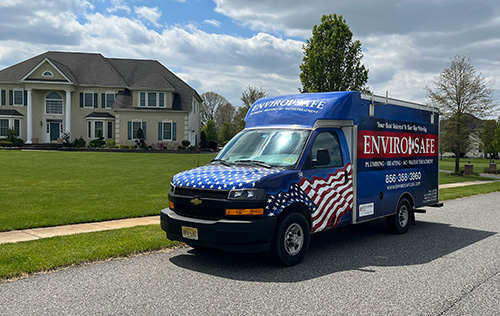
[387,197,412,234]
[271,212,310,266]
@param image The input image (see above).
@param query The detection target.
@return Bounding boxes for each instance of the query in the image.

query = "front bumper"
[160,208,277,253]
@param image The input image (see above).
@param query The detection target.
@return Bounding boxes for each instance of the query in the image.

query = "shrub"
[72,137,86,147]
[135,128,146,148]
[181,140,191,147]
[61,132,72,147]
[0,140,13,147]
[106,139,116,148]
[208,141,218,151]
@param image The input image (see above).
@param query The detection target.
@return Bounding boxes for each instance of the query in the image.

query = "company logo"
[358,130,438,159]
[190,197,203,205]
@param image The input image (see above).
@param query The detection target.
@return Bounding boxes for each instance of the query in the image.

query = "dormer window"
[42,70,54,77]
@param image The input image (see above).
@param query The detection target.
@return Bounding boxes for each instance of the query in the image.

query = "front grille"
[174,204,225,220]
[175,187,229,200]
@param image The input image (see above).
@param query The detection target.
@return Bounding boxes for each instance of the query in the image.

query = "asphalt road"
[1,192,500,315]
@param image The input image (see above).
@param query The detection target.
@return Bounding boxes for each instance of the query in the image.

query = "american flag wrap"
[299,163,353,233]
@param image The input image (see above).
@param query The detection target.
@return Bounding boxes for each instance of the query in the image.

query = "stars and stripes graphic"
[299,163,353,233]
[264,163,353,233]
[172,165,281,190]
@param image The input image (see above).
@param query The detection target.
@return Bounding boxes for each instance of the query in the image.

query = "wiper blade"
[211,159,231,166]
[234,160,272,168]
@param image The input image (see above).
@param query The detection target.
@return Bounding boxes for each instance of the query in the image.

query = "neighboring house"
[440,113,485,158]
[0,51,201,146]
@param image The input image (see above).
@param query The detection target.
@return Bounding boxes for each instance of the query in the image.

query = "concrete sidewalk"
[0,216,159,245]
[1,179,498,245]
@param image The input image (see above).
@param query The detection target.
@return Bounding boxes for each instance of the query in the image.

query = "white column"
[26,88,33,144]
[65,90,71,137]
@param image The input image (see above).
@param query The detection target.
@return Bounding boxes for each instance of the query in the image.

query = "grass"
[0,151,214,231]
[440,181,500,201]
[439,172,494,184]
[439,157,496,172]
[0,225,179,280]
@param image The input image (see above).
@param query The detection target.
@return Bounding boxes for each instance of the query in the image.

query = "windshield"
[214,129,311,168]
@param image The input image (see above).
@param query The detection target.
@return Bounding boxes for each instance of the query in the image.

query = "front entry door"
[49,123,60,142]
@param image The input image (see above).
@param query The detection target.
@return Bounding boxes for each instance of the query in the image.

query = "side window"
[307,131,343,169]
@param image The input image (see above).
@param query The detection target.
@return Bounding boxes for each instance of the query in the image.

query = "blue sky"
[1,0,499,115]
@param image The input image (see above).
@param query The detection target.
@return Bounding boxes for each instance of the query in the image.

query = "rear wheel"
[271,212,310,266]
[387,197,412,234]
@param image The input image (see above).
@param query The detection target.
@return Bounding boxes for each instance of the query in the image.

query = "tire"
[387,197,412,234]
[271,212,310,266]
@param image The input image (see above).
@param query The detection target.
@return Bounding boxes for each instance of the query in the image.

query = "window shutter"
[158,122,163,140]
[127,121,132,140]
[24,91,27,106]
[80,93,83,107]
[101,93,105,108]
[1,90,5,106]
[93,93,98,108]
[9,90,13,106]
[172,122,177,141]
[142,122,147,140]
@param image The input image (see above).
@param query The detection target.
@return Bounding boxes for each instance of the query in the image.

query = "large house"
[0,51,201,146]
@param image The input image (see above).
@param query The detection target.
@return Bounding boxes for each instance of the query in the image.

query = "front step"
[22,143,64,151]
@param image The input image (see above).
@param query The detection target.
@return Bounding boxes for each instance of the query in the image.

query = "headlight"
[228,188,266,200]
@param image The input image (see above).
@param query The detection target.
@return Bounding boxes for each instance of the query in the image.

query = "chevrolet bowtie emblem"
[190,197,203,205]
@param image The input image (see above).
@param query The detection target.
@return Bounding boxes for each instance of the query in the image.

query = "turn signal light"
[225,208,264,216]
[169,201,175,210]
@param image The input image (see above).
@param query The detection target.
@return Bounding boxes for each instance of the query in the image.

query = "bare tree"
[235,86,268,131]
[214,102,235,131]
[427,54,496,172]
[200,92,230,127]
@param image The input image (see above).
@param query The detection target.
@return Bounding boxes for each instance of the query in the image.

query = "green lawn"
[439,172,494,184]
[0,151,214,232]
[439,157,495,172]
[0,224,179,280]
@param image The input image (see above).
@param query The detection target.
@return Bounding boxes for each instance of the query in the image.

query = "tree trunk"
[454,154,460,174]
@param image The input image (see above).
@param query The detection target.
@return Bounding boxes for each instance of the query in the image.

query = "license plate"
[181,226,198,240]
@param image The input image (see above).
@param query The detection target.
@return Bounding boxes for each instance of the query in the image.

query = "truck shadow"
[168,219,496,283]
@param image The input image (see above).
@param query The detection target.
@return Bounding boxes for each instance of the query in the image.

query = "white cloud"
[134,6,162,28]
[107,0,130,13]
[204,19,221,27]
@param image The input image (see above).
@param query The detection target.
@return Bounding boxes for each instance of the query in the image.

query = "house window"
[159,92,165,107]
[14,119,20,137]
[13,90,24,106]
[107,121,113,139]
[88,121,92,138]
[45,92,63,114]
[94,121,104,138]
[159,121,176,141]
[0,119,9,137]
[140,92,146,107]
[139,91,166,107]
[84,92,94,108]
[105,93,115,108]
[43,71,54,77]
[128,121,147,140]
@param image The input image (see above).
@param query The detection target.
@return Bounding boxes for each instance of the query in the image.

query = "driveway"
[1,192,499,315]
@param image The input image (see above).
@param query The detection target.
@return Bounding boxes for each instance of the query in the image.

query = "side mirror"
[314,149,330,166]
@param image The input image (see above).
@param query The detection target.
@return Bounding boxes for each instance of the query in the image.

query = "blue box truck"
[161,91,442,265]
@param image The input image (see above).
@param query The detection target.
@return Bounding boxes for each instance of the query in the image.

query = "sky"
[1,0,500,116]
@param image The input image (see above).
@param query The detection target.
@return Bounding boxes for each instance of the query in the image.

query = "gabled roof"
[0,51,202,111]
[0,109,24,117]
[85,112,116,119]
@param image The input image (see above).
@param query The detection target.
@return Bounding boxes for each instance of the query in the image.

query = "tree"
[214,102,235,131]
[481,119,499,160]
[427,54,496,172]
[219,121,235,143]
[299,14,369,93]
[200,92,231,127]
[235,86,268,132]
[203,119,218,143]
